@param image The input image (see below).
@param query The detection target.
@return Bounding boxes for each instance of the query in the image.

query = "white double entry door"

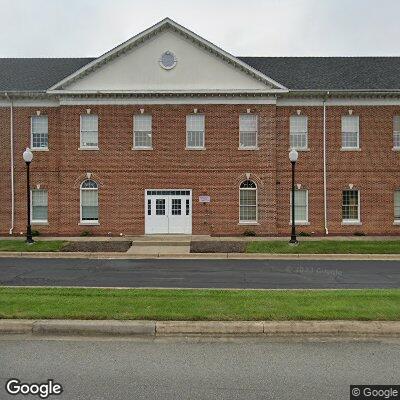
[145,190,192,234]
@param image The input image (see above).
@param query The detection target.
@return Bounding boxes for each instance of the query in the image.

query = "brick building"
[1,18,400,236]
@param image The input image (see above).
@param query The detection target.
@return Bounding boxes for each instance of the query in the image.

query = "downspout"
[6,93,14,235]
[323,93,328,235]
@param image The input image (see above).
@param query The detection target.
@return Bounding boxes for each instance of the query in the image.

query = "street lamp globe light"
[23,147,33,163]
[23,147,34,244]
[289,148,298,163]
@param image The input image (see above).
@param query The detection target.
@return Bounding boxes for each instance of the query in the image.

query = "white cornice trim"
[47,18,288,92]
[277,97,400,106]
[49,89,284,95]
[59,96,277,105]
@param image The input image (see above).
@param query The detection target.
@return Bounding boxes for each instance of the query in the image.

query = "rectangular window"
[186,199,190,216]
[31,189,48,223]
[31,116,48,150]
[147,199,151,216]
[81,190,98,222]
[393,116,400,149]
[240,189,257,222]
[239,114,258,149]
[395,190,400,220]
[341,116,359,149]
[172,199,182,215]
[290,116,308,150]
[156,199,166,215]
[80,114,98,148]
[134,115,152,149]
[290,189,308,223]
[342,190,360,222]
[186,114,205,149]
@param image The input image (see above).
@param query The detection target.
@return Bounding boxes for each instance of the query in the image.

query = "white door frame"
[145,189,192,234]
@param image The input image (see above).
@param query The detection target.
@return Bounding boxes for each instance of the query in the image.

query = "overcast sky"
[0,0,399,57]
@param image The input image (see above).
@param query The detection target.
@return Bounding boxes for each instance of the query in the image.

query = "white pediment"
[50,19,286,93]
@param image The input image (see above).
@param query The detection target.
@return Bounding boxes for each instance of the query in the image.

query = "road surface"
[0,335,399,399]
[0,258,399,288]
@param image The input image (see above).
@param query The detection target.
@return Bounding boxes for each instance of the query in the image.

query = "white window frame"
[31,189,48,224]
[342,189,361,224]
[394,190,400,223]
[289,189,309,225]
[31,115,48,151]
[289,115,308,150]
[80,180,99,225]
[393,116,400,150]
[341,115,360,150]
[239,180,258,224]
[80,114,99,150]
[133,115,153,150]
[239,114,258,150]
[186,114,205,150]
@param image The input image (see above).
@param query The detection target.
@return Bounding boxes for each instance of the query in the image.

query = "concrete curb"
[1,251,400,260]
[0,319,399,337]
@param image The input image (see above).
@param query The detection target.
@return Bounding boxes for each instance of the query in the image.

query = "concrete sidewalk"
[2,235,400,241]
[1,319,399,337]
[1,251,400,260]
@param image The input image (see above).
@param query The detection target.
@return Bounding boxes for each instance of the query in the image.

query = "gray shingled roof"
[0,58,94,91]
[1,56,400,91]
[240,57,400,90]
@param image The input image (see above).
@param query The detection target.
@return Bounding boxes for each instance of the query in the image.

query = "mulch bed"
[61,241,132,253]
[190,241,247,253]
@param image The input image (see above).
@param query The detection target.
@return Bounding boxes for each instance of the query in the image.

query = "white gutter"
[5,93,14,235]
[323,93,328,235]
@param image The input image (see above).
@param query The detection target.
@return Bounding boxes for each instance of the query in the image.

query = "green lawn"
[246,240,400,254]
[0,240,67,252]
[0,287,399,321]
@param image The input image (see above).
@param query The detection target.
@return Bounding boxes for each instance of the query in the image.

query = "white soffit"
[48,18,287,93]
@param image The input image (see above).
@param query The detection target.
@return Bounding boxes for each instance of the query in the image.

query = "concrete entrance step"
[127,235,195,248]
[126,235,193,254]
[127,244,190,255]
[130,241,189,247]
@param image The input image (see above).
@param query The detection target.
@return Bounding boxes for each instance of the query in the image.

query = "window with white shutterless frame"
[239,114,258,149]
[290,189,309,224]
[341,115,359,149]
[186,114,205,149]
[239,180,258,223]
[133,115,152,149]
[31,189,48,224]
[393,116,400,149]
[290,115,308,150]
[31,115,48,150]
[80,180,99,224]
[80,114,98,149]
[342,189,360,223]
[394,190,400,222]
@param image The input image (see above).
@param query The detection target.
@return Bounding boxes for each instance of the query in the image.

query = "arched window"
[80,180,99,223]
[239,180,257,223]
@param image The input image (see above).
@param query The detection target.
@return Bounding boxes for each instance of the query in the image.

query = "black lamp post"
[23,147,34,244]
[289,149,299,245]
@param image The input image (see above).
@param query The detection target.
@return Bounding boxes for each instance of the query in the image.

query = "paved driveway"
[0,258,399,288]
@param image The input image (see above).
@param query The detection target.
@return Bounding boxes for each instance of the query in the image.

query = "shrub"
[353,231,366,236]
[298,231,311,237]
[80,230,93,237]
[243,229,256,237]
[31,230,40,237]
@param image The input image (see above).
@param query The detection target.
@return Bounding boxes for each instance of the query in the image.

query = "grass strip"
[246,240,400,254]
[0,287,399,321]
[0,240,67,252]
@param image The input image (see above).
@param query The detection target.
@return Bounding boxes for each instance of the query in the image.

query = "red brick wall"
[1,102,400,236]
[276,105,400,235]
